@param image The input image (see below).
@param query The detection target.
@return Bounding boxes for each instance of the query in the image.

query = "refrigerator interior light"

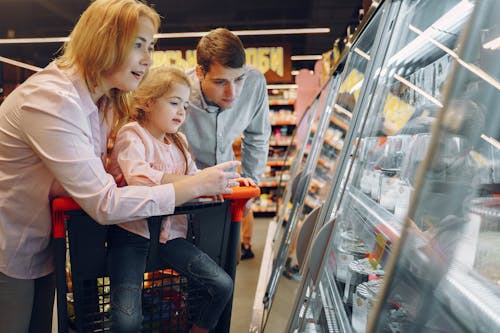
[353,47,371,61]
[393,73,443,107]
[407,24,500,90]
[483,36,500,50]
[387,0,474,66]
[481,134,500,150]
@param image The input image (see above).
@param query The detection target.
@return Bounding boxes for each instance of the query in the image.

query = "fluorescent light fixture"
[267,84,298,89]
[0,56,42,72]
[388,0,473,65]
[156,27,330,38]
[291,55,322,61]
[0,36,69,44]
[393,73,443,107]
[483,36,500,50]
[0,27,330,44]
[291,70,315,75]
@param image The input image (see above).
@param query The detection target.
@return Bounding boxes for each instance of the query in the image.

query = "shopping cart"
[52,185,259,333]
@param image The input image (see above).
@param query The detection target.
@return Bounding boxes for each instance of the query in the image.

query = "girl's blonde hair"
[57,0,161,139]
[133,65,192,174]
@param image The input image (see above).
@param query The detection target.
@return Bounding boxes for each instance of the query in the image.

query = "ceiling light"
[0,56,41,72]
[0,28,330,44]
[0,37,69,44]
[291,55,322,61]
[156,28,330,38]
[267,84,298,89]
[291,70,315,75]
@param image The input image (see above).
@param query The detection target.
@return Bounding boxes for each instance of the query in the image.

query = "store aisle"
[230,216,271,333]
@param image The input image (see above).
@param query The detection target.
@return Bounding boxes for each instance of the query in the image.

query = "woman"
[0,1,239,332]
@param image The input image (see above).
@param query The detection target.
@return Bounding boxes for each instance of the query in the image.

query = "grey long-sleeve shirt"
[182,66,271,183]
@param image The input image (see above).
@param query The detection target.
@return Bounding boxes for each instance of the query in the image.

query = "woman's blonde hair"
[133,65,192,174]
[57,0,161,139]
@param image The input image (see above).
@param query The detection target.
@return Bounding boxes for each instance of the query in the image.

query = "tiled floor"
[230,216,270,333]
[231,217,301,333]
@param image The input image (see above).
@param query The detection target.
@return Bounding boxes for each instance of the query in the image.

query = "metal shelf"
[347,186,402,243]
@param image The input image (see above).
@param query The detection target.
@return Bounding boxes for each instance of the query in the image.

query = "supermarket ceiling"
[0,0,366,71]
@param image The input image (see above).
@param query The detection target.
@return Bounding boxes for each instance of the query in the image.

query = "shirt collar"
[188,69,221,114]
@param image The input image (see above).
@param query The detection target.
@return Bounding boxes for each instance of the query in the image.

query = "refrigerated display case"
[254,2,388,332]
[262,74,343,332]
[369,0,500,332]
[285,0,499,332]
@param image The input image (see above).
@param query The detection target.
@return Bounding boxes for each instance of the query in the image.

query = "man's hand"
[236,177,257,187]
[233,177,257,216]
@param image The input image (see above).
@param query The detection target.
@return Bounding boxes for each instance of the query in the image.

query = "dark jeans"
[107,225,233,332]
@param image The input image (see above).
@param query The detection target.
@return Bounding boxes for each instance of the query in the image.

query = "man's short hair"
[196,28,246,72]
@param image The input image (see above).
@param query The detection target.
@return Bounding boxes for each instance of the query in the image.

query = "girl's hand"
[173,161,241,206]
[196,161,241,195]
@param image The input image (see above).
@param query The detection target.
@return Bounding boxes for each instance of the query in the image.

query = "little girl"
[107,65,235,333]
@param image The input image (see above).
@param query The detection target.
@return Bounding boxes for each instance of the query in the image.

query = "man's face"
[196,61,247,109]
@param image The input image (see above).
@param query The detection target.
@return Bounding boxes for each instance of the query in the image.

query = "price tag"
[369,233,388,269]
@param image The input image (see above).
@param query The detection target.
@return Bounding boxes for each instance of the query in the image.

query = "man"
[182,28,271,260]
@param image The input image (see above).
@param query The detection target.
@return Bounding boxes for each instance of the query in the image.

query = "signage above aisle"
[152,44,292,83]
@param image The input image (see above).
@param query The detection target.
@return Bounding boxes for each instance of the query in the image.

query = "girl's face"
[144,82,191,141]
[103,15,155,92]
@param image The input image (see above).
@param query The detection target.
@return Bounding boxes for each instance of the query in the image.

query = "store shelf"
[435,265,500,332]
[330,115,350,132]
[347,187,401,244]
[271,121,297,126]
[269,99,296,106]
[267,160,292,167]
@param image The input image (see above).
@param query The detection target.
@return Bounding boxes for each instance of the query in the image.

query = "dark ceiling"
[0,0,365,72]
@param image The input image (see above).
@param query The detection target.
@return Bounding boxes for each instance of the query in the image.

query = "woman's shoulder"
[19,62,92,114]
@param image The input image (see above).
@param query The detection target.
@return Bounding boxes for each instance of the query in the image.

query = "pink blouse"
[108,122,198,242]
[0,62,176,279]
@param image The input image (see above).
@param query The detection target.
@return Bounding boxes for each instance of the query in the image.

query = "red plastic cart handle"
[51,197,80,239]
[223,186,261,222]
[51,185,260,237]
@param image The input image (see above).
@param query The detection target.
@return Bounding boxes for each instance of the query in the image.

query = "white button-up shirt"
[0,62,176,279]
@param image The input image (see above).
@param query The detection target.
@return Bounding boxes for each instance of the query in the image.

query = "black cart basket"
[52,195,245,333]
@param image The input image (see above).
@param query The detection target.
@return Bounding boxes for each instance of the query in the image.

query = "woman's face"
[103,15,155,92]
[144,82,191,141]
